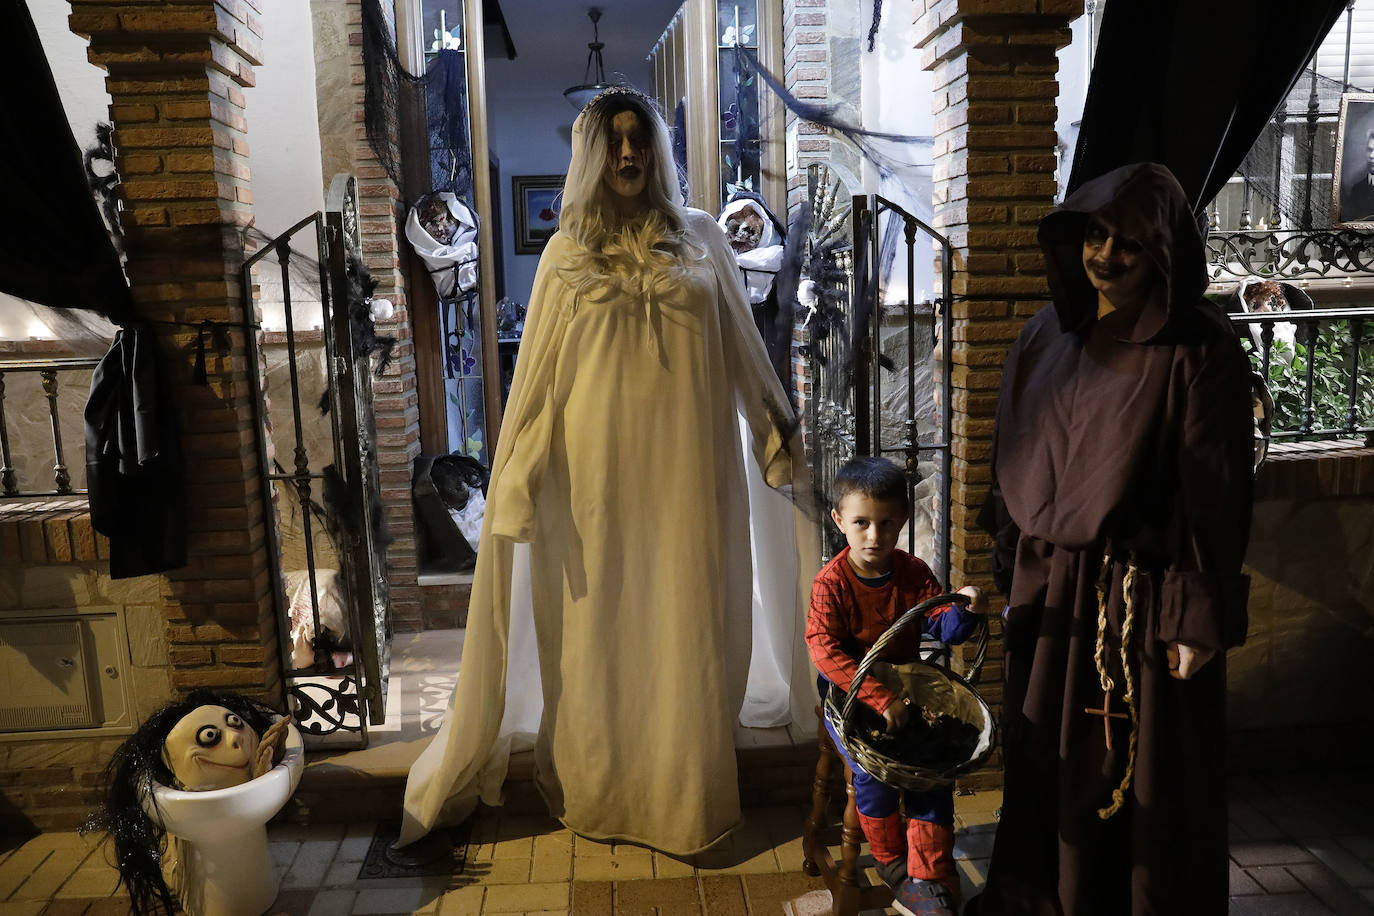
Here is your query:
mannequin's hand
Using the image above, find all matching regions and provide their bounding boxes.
[881,699,910,734]
[253,718,290,778]
[1165,642,1216,680]
[957,585,988,615]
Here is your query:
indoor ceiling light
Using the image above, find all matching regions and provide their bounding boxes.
[563,7,611,110]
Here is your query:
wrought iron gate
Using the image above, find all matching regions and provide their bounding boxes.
[242,173,391,747]
[804,165,956,585]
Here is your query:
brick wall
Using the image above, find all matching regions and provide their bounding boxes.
[343,0,425,634]
[783,0,834,220]
[68,0,281,693]
[914,0,1081,787]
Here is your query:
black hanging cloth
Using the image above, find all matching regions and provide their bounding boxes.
[1067,0,1350,214]
[4,0,185,578]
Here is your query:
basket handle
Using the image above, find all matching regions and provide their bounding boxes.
[839,592,978,727]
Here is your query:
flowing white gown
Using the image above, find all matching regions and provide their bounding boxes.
[399,208,815,855]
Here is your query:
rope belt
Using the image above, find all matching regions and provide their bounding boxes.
[1093,542,1139,820]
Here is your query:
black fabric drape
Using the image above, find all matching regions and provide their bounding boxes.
[2,0,133,322]
[1067,0,1349,214]
[84,329,187,578]
[5,0,186,578]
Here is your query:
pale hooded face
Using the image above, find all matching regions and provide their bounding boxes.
[602,110,652,201]
[162,705,261,791]
[1081,215,1154,311]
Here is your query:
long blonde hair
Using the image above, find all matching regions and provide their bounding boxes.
[557,89,702,302]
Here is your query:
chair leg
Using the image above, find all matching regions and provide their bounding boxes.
[802,705,833,876]
[831,765,865,916]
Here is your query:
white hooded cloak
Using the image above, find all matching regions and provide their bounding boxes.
[399,97,816,856]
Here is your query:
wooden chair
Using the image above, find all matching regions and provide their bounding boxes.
[800,703,895,916]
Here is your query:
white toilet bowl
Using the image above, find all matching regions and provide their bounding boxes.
[145,722,305,916]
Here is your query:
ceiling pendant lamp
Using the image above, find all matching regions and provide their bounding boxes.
[564,8,612,110]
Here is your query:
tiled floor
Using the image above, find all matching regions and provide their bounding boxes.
[5,773,1373,914]
[3,629,1371,914]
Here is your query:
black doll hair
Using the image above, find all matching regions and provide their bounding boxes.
[81,690,282,915]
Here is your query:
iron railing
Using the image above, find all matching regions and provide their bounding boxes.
[0,357,98,498]
[852,194,955,585]
[1232,306,1374,443]
[1207,229,1374,282]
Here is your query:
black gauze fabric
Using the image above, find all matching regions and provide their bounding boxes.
[1068,0,1349,214]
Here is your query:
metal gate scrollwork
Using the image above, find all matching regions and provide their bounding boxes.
[803,163,955,585]
[242,173,393,748]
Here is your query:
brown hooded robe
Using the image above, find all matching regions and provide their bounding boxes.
[978,164,1254,915]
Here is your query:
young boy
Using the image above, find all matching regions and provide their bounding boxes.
[806,457,986,916]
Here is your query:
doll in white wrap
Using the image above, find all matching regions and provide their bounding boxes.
[399,86,816,855]
[717,192,788,389]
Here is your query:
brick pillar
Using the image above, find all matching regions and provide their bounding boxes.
[783,0,832,219]
[69,1,282,698]
[345,0,424,633]
[915,0,1080,777]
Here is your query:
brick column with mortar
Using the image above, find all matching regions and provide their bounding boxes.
[345,0,424,633]
[915,0,1081,784]
[68,0,282,698]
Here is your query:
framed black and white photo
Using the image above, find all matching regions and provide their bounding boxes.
[512,175,564,254]
[1333,93,1374,227]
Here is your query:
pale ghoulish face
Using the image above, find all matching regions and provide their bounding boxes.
[162,705,261,791]
[725,209,765,253]
[1081,216,1153,310]
[603,110,651,201]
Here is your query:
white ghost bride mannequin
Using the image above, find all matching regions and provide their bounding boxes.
[398,87,817,855]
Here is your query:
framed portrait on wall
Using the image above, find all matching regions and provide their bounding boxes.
[512,175,564,254]
[1333,93,1374,227]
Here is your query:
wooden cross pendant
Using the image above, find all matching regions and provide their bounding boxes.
[1084,689,1129,751]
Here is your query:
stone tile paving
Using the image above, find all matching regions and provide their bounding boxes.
[2,772,1372,914]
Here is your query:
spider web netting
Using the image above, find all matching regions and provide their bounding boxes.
[361,0,472,199]
[1235,69,1349,228]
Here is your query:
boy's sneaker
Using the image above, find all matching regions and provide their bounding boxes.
[890,877,957,916]
[874,858,909,890]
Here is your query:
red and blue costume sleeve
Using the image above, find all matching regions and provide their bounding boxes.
[898,554,980,647]
[806,571,902,714]
[921,587,980,646]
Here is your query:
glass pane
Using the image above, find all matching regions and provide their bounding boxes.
[717,0,757,48]
[718,50,739,144]
[422,0,464,52]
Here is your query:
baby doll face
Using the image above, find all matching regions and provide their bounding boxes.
[831,491,909,578]
[161,705,261,791]
[418,196,458,245]
[725,209,765,253]
[602,110,652,201]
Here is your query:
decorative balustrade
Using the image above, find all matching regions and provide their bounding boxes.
[0,357,98,498]
[1207,229,1374,282]
[1231,307,1374,443]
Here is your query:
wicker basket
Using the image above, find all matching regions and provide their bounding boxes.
[823,593,997,792]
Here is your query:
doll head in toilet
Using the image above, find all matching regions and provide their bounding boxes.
[82,689,289,915]
[161,702,288,791]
